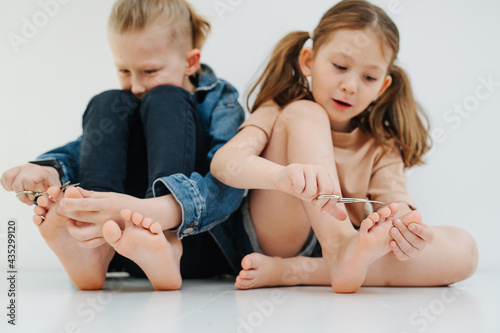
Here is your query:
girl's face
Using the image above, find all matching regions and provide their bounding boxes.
[300,29,393,132]
[108,23,200,100]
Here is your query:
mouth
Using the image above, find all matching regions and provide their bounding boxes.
[332,99,352,108]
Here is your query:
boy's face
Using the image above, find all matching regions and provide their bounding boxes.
[109,23,199,100]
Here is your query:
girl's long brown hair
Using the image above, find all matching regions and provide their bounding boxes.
[248,0,431,167]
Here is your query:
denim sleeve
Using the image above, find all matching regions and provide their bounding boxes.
[153,91,246,239]
[153,173,244,239]
[37,137,81,184]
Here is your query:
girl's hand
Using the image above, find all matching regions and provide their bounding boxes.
[389,211,434,261]
[273,163,347,221]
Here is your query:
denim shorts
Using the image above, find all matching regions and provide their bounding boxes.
[209,197,323,275]
[240,198,319,257]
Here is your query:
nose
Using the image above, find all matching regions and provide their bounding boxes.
[131,75,146,98]
[340,74,357,95]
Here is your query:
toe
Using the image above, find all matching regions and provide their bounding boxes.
[401,210,422,226]
[149,222,162,234]
[37,196,50,208]
[120,209,132,221]
[63,186,83,199]
[241,253,260,270]
[47,186,63,200]
[141,217,153,229]
[387,203,399,218]
[131,212,144,225]
[239,269,257,280]
[360,217,375,234]
[102,220,122,246]
[33,215,43,226]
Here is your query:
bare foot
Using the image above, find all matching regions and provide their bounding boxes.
[102,209,183,290]
[324,203,399,293]
[235,253,326,290]
[35,186,115,290]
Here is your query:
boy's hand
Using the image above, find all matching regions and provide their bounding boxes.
[273,163,347,221]
[390,211,434,261]
[1,163,61,205]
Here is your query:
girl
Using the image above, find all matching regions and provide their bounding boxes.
[211,0,478,293]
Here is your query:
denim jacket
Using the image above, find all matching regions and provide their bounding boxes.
[39,64,245,239]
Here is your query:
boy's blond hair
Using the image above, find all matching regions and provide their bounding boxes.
[108,0,210,50]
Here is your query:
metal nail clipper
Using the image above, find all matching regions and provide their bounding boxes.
[316,194,384,205]
[16,181,80,205]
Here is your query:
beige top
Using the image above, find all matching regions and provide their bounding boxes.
[240,107,416,226]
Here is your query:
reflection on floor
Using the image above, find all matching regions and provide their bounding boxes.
[1,269,499,333]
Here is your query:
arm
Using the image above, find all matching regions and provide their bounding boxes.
[211,101,345,220]
[1,137,81,205]
[37,136,81,184]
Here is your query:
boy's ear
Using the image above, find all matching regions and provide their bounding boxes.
[299,47,314,77]
[185,49,201,76]
[376,75,392,99]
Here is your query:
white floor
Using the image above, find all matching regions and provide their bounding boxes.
[2,269,499,333]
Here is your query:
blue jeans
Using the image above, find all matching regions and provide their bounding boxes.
[79,85,208,198]
[78,86,235,276]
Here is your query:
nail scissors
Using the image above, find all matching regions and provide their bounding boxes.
[316,194,384,205]
[16,181,80,205]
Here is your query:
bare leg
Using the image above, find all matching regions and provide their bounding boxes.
[35,187,115,290]
[235,225,478,289]
[248,103,403,292]
[236,203,397,290]
[102,209,182,290]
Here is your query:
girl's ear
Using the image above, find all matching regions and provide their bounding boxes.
[185,49,201,76]
[376,74,392,98]
[299,47,314,76]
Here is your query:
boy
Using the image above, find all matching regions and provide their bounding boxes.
[1,0,244,290]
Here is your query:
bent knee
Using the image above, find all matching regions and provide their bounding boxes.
[143,85,191,103]
[447,227,478,283]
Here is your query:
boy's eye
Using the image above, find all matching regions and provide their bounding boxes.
[119,69,129,74]
[145,69,157,74]
[333,64,347,70]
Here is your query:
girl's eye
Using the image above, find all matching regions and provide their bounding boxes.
[333,64,347,70]
[145,69,157,74]
[364,75,377,81]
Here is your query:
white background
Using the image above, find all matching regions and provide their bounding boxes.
[0,0,499,272]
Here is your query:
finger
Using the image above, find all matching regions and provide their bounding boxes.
[408,222,434,242]
[67,221,102,241]
[393,219,426,251]
[290,167,306,194]
[390,226,419,257]
[76,187,107,198]
[301,166,318,200]
[16,193,34,206]
[390,240,411,261]
[314,169,333,206]
[60,197,102,212]
[1,167,20,191]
